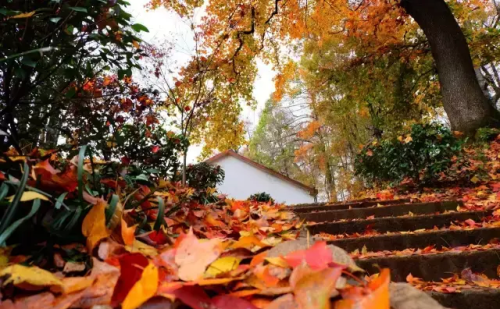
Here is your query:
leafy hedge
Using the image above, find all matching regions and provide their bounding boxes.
[249,192,275,204]
[185,162,225,191]
[355,124,464,185]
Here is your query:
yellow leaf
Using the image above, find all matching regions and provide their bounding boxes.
[231,235,267,250]
[175,229,222,281]
[51,276,95,294]
[261,237,282,247]
[6,156,26,162]
[10,11,35,19]
[7,191,49,202]
[132,40,140,49]
[0,247,12,269]
[125,239,158,257]
[122,263,158,309]
[361,245,368,255]
[158,179,171,188]
[239,231,252,237]
[265,257,289,268]
[197,277,243,286]
[206,187,217,195]
[471,175,480,184]
[0,264,62,288]
[121,218,137,246]
[291,264,341,309]
[205,257,241,278]
[82,201,110,252]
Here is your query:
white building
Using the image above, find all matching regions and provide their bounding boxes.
[206,150,317,205]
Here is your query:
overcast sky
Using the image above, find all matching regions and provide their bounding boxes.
[128,0,276,162]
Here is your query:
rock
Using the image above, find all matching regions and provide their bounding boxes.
[390,283,449,309]
[266,238,364,273]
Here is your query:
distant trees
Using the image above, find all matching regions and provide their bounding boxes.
[151,0,500,135]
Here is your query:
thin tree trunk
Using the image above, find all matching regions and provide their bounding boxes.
[182,150,187,186]
[475,67,491,100]
[401,0,500,135]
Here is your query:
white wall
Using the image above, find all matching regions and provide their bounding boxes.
[213,156,315,205]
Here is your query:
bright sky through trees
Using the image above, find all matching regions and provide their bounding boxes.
[129,0,276,162]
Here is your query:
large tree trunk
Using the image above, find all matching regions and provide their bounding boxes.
[401,0,500,135]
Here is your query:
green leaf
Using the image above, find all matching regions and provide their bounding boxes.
[65,87,76,98]
[68,7,88,13]
[0,184,10,202]
[4,181,53,200]
[64,206,82,232]
[14,67,26,79]
[153,197,165,231]
[65,24,75,35]
[0,9,18,16]
[21,58,37,68]
[134,174,149,182]
[0,162,29,234]
[51,211,72,231]
[0,199,41,246]
[131,23,149,33]
[49,17,62,23]
[117,68,132,79]
[77,145,88,204]
[55,192,68,210]
[106,194,119,226]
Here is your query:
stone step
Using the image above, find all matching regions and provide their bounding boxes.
[308,210,491,235]
[291,199,411,213]
[430,288,500,309]
[300,201,461,223]
[357,249,500,282]
[325,227,500,252]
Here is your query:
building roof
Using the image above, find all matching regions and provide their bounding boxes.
[205,150,318,196]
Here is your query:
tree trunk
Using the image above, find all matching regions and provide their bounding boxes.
[401,0,500,135]
[475,67,491,101]
[182,150,187,186]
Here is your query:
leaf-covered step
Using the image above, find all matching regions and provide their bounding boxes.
[299,201,461,222]
[291,198,410,213]
[357,248,500,282]
[430,288,500,309]
[324,227,500,252]
[307,210,491,235]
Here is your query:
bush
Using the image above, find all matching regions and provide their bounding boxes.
[354,124,464,186]
[475,127,500,143]
[249,192,275,204]
[185,162,225,191]
[112,124,189,179]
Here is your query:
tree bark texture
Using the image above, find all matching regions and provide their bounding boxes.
[401,0,500,135]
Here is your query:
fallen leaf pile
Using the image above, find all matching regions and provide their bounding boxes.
[0,232,390,309]
[0,149,390,309]
[316,213,500,241]
[406,269,500,293]
[350,240,500,260]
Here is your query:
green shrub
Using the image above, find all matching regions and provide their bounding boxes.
[475,127,500,143]
[185,162,225,191]
[249,192,275,204]
[112,124,189,179]
[354,124,464,186]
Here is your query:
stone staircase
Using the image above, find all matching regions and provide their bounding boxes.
[292,199,500,309]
